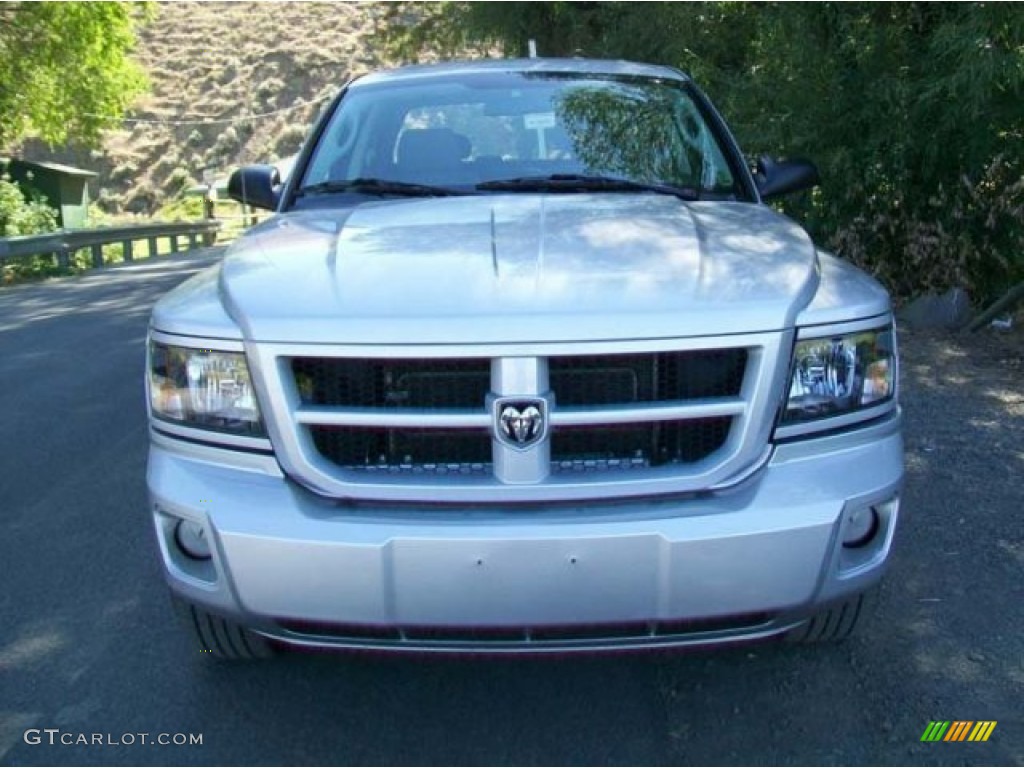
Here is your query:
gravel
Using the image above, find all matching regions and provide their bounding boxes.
[655,325,1024,765]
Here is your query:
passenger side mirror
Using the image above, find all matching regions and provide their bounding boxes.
[754,156,820,200]
[227,165,281,211]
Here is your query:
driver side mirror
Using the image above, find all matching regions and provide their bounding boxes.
[227,165,282,211]
[754,156,820,200]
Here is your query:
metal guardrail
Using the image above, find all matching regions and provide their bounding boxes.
[0,220,221,270]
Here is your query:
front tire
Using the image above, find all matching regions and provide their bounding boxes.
[786,592,870,644]
[173,597,276,660]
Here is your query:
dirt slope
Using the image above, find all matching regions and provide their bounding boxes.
[25,1,397,214]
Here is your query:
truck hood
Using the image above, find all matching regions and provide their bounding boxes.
[219,194,819,345]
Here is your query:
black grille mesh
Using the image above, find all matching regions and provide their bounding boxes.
[293,350,745,473]
[549,349,747,406]
[291,358,490,409]
[551,417,732,467]
[311,426,491,468]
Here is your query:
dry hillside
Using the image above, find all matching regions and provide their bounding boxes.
[24,1,403,215]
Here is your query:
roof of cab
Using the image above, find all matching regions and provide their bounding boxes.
[351,58,689,88]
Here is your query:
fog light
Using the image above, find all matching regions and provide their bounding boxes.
[842,506,879,548]
[174,519,212,560]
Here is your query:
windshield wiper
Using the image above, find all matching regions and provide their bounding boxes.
[295,177,467,198]
[477,174,700,201]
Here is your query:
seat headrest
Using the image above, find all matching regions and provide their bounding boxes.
[396,128,471,168]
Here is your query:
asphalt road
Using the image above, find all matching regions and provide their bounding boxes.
[1,253,1021,766]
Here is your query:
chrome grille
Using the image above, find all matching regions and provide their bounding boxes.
[258,334,786,502]
[294,351,744,474]
[294,352,745,473]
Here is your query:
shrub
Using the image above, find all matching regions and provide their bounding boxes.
[256,76,285,99]
[124,181,159,215]
[110,161,139,182]
[274,123,307,156]
[220,125,239,146]
[157,195,205,221]
[166,166,193,193]
[0,168,59,236]
[823,156,1024,300]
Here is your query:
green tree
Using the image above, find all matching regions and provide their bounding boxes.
[0,168,58,236]
[0,2,150,150]
[382,2,1024,300]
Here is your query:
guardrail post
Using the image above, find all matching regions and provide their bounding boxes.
[203,197,217,246]
[1,220,222,276]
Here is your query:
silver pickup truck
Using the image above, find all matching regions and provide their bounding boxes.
[146,58,903,658]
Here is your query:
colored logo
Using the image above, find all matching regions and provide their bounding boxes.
[920,721,997,742]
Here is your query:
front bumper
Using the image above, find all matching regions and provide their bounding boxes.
[148,414,903,652]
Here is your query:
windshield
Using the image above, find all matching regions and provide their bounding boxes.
[299,71,743,199]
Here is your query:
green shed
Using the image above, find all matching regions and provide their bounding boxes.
[2,158,96,229]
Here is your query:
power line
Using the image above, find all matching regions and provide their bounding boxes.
[85,95,332,127]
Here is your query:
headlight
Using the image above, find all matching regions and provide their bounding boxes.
[148,341,265,436]
[779,326,895,429]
